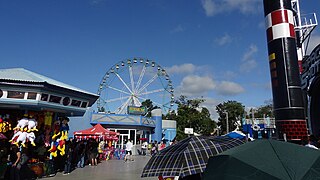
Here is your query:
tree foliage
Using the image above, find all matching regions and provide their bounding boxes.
[256,99,274,118]
[173,96,217,140]
[141,99,159,117]
[246,99,274,119]
[216,101,245,134]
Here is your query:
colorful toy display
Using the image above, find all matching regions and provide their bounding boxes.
[9,115,38,147]
[0,118,11,133]
[48,117,69,157]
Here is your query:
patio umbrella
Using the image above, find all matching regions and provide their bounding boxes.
[141,136,245,178]
[203,139,320,180]
[0,133,7,140]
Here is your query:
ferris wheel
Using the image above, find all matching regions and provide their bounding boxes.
[97,58,174,115]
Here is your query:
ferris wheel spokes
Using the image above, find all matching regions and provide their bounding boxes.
[135,65,146,92]
[136,96,163,108]
[98,58,174,114]
[137,88,165,96]
[116,97,132,114]
[137,73,159,94]
[107,86,131,96]
[129,66,135,92]
[115,72,133,94]
[132,96,142,107]
[104,95,131,103]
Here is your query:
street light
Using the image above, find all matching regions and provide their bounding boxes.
[224,111,229,134]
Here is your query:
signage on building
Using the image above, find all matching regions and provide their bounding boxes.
[184,128,194,135]
[301,43,320,90]
[127,106,147,115]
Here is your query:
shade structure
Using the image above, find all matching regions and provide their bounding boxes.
[73,123,119,140]
[203,139,320,180]
[141,136,245,178]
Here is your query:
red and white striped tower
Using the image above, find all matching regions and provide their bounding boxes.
[263,0,308,141]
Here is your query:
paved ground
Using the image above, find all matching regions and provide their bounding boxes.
[51,155,158,180]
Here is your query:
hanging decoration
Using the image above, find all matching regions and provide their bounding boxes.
[9,115,38,147]
[48,117,69,157]
[0,118,11,133]
[44,111,53,147]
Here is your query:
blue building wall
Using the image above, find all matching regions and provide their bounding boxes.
[151,109,162,142]
[163,128,176,143]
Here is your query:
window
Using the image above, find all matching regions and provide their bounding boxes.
[41,94,49,101]
[117,130,129,135]
[81,101,88,108]
[7,91,25,99]
[71,99,81,107]
[49,95,62,104]
[27,92,37,100]
[62,97,70,106]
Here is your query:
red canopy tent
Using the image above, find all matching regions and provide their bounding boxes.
[73,124,119,141]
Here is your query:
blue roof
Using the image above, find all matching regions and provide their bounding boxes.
[0,68,98,96]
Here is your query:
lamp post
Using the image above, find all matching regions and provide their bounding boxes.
[224,111,229,134]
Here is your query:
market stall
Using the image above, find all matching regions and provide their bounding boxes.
[74,124,119,160]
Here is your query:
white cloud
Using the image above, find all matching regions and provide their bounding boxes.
[166,63,207,75]
[307,34,320,54]
[251,82,272,90]
[201,0,261,17]
[223,0,259,14]
[176,75,216,96]
[215,81,245,96]
[222,71,237,80]
[201,0,219,16]
[239,44,258,73]
[215,33,232,46]
[170,24,185,33]
[201,97,221,120]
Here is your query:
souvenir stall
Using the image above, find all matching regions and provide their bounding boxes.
[0,68,99,178]
[7,114,70,178]
[73,124,119,160]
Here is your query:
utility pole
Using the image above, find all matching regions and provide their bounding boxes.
[224,111,229,134]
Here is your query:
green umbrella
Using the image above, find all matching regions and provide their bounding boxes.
[203,139,320,180]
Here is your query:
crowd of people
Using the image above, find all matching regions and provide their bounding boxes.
[0,137,106,180]
[137,138,177,157]
[1,134,178,179]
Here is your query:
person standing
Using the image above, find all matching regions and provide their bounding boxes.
[89,139,98,166]
[8,145,21,180]
[124,139,133,162]
[158,140,166,151]
[76,141,85,168]
[63,141,73,175]
[141,141,148,156]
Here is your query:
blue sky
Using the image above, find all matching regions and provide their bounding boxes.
[1,0,319,119]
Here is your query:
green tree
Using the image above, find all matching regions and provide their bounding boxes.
[163,110,177,120]
[141,99,159,117]
[256,99,274,118]
[216,101,245,134]
[174,96,216,140]
[247,100,274,119]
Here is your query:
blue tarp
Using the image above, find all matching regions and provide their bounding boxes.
[226,132,246,139]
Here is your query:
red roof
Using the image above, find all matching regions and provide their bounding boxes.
[73,123,119,136]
